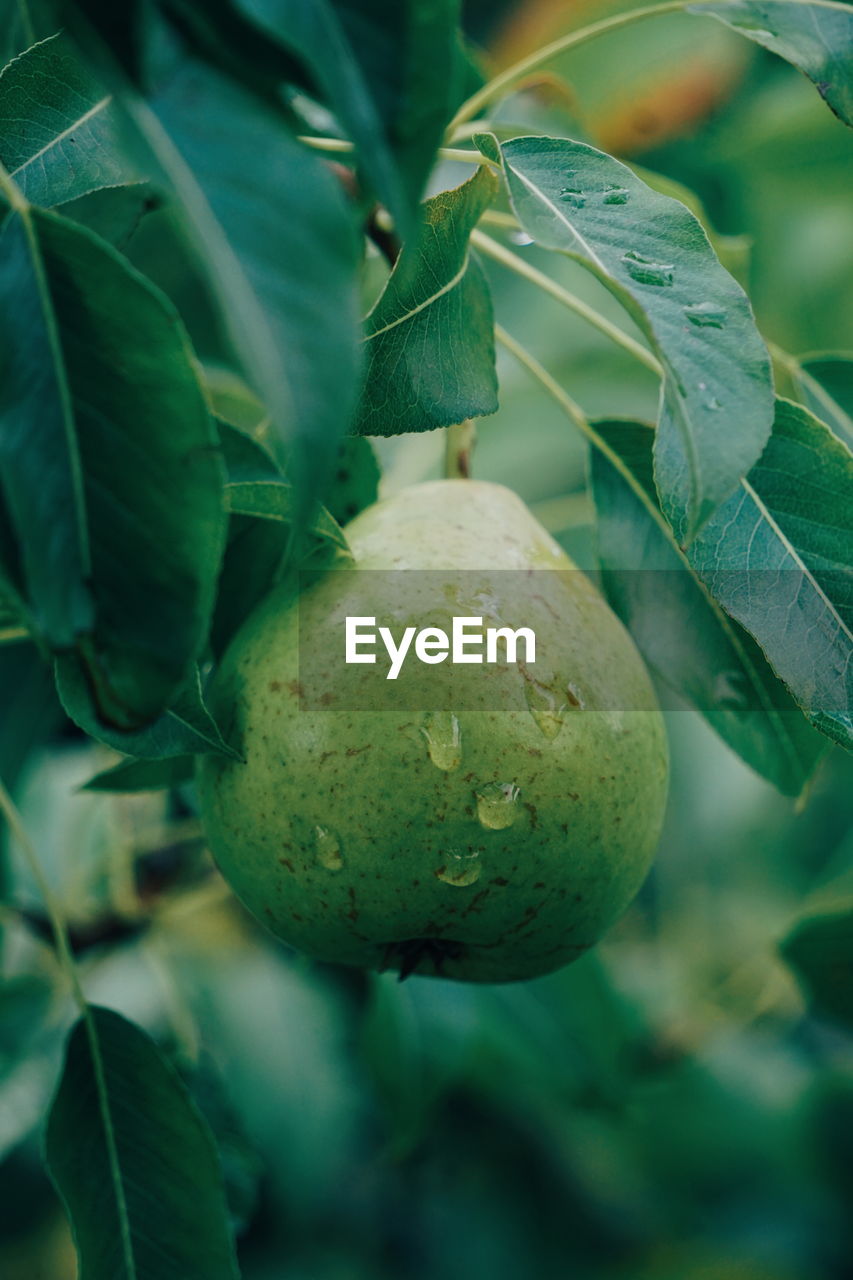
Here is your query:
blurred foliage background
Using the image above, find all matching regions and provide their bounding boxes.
[1,1,852,1276]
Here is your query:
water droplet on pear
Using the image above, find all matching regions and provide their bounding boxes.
[421,711,462,771]
[436,851,482,887]
[315,826,344,872]
[475,782,521,830]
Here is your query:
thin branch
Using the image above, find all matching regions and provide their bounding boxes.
[0,775,86,1012]
[474,229,662,376]
[446,0,851,133]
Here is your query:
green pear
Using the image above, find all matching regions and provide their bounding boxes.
[198,480,668,982]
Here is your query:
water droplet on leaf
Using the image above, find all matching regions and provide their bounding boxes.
[684,302,727,328]
[475,782,521,830]
[602,186,630,205]
[622,251,674,287]
[422,711,462,771]
[559,187,585,208]
[510,229,534,246]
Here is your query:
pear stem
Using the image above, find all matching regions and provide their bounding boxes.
[445,420,476,479]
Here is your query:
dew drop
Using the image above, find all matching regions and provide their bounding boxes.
[475,782,521,830]
[565,682,585,709]
[510,229,534,247]
[421,711,462,771]
[703,395,723,412]
[315,826,344,872]
[559,187,586,208]
[602,185,630,205]
[622,251,674,287]
[436,850,482,887]
[684,301,727,329]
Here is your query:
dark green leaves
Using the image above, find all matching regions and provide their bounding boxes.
[479,133,774,543]
[691,0,853,127]
[45,1006,240,1280]
[591,419,828,794]
[687,400,853,751]
[781,902,853,1027]
[233,0,412,237]
[355,165,499,436]
[57,663,240,760]
[0,34,136,206]
[0,203,227,728]
[144,59,363,513]
[301,0,466,213]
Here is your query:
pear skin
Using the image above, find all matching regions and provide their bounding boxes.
[199,481,668,982]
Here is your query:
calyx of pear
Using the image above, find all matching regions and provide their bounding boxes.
[199,480,668,983]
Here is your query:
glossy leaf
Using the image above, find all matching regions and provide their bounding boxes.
[45,1006,240,1280]
[0,34,136,206]
[0,203,227,727]
[687,399,853,750]
[794,352,853,446]
[145,58,363,520]
[82,754,195,792]
[479,132,774,542]
[691,0,853,127]
[355,165,500,437]
[781,902,853,1027]
[57,663,242,761]
[591,419,828,794]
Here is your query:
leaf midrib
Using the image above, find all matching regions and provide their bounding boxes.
[10,94,111,183]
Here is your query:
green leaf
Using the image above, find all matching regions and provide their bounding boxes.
[45,1006,240,1280]
[793,352,853,446]
[58,182,161,252]
[687,399,853,750]
[217,418,282,484]
[212,481,351,655]
[226,479,352,559]
[141,58,363,519]
[0,202,227,727]
[57,663,242,761]
[324,437,380,525]
[82,754,195,792]
[591,419,829,795]
[355,165,500,437]
[690,0,853,127]
[233,0,413,238]
[781,902,853,1028]
[0,34,137,207]
[318,0,468,213]
[211,514,291,658]
[478,132,774,542]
